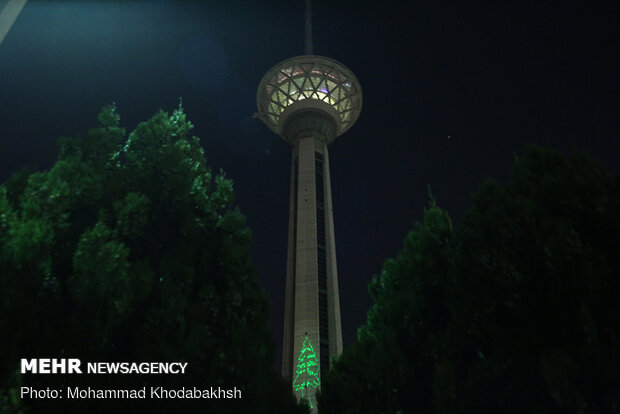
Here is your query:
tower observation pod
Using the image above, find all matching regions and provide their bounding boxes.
[255,2,362,410]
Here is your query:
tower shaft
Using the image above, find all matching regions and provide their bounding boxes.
[282,134,343,407]
[256,40,361,414]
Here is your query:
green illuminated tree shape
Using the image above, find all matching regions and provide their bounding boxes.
[293,336,321,408]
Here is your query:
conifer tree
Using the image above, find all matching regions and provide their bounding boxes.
[319,146,620,413]
[0,103,308,414]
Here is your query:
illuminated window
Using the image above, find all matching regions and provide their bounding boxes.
[259,57,362,135]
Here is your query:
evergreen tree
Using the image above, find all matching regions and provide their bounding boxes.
[0,103,308,414]
[318,146,619,414]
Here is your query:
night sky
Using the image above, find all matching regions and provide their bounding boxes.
[1,0,618,372]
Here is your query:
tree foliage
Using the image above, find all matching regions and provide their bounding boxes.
[0,103,307,413]
[318,146,619,414]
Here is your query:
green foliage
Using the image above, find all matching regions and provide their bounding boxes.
[97,102,120,128]
[0,104,305,413]
[319,146,620,414]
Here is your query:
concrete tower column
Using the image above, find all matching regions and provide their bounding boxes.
[256,54,362,412]
[281,127,343,409]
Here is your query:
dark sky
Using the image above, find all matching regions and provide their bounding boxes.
[1,0,618,372]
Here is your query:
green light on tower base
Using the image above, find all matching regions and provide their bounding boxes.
[292,336,320,408]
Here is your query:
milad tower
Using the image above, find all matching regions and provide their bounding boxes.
[255,0,362,410]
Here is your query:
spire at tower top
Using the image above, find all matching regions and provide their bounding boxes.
[305,0,313,55]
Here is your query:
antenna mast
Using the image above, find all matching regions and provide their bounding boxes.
[305,0,313,54]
